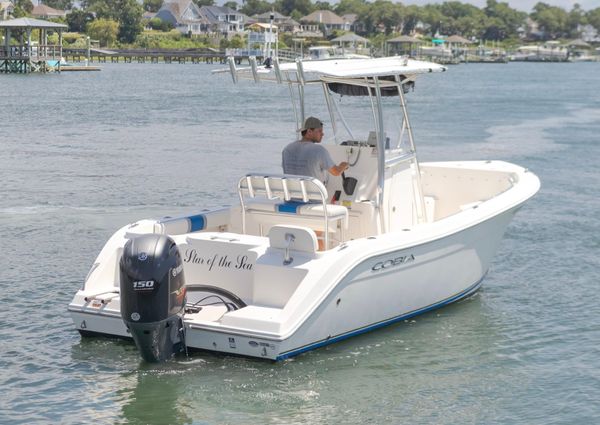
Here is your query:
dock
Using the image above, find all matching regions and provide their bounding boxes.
[0,17,67,74]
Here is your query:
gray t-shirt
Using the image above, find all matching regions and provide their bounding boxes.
[282,140,336,185]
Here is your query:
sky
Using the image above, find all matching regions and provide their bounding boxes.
[402,0,598,13]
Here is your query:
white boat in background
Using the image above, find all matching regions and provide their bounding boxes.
[68,56,540,362]
[510,42,569,62]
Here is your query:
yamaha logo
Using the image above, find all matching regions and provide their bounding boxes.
[171,264,183,277]
[138,252,148,261]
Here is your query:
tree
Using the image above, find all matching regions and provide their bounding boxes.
[67,9,95,33]
[587,7,600,32]
[43,0,73,10]
[240,0,272,16]
[223,1,238,10]
[531,2,569,39]
[567,4,587,37]
[143,0,163,13]
[483,0,526,40]
[314,1,331,11]
[84,0,143,43]
[12,0,33,17]
[87,19,119,47]
[335,0,368,17]
[192,0,215,7]
[274,0,313,17]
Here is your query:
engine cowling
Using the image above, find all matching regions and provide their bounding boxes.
[119,234,186,362]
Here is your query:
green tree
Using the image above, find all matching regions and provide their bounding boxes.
[314,1,331,11]
[275,0,313,17]
[87,18,119,47]
[192,0,215,7]
[334,0,368,16]
[85,0,143,43]
[567,4,587,37]
[143,0,163,13]
[587,7,600,32]
[43,0,73,10]
[67,9,95,33]
[483,0,526,40]
[240,0,272,16]
[531,2,569,39]
[223,1,238,10]
[358,0,402,35]
[12,0,33,17]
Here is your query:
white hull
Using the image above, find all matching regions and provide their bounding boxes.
[69,160,539,360]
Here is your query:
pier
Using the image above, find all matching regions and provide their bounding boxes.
[62,48,250,65]
[0,18,66,73]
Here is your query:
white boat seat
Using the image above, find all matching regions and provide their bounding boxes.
[268,225,318,254]
[238,174,348,248]
[246,199,348,228]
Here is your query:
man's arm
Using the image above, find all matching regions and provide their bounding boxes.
[329,162,349,176]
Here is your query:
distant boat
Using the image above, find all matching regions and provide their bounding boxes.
[510,42,569,62]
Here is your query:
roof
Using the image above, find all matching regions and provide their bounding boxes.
[446,35,472,44]
[568,39,591,48]
[331,32,369,44]
[31,4,66,17]
[341,14,357,23]
[0,17,67,29]
[387,35,423,43]
[248,22,278,30]
[301,10,345,25]
[254,11,287,21]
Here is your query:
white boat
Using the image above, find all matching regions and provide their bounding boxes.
[68,56,540,362]
[510,43,569,62]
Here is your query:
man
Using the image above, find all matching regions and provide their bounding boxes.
[282,116,349,185]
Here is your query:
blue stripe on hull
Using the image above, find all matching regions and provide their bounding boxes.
[276,277,485,361]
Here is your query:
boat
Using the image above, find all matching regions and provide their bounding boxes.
[68,56,540,362]
[510,42,569,62]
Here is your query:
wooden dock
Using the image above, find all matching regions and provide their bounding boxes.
[62,48,255,65]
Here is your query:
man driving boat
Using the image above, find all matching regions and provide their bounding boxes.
[282,116,349,185]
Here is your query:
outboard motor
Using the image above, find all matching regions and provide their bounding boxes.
[120,234,186,362]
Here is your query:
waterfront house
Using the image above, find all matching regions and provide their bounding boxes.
[300,10,351,36]
[155,0,209,35]
[0,1,14,20]
[200,6,247,36]
[252,11,300,34]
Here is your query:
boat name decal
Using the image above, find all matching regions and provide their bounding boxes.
[371,254,415,272]
[183,249,253,271]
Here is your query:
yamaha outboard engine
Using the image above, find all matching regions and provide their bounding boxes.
[120,234,186,362]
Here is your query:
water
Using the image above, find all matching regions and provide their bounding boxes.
[1,61,599,424]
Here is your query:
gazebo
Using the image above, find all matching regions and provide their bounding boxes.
[330,32,370,55]
[0,17,67,73]
[385,35,423,57]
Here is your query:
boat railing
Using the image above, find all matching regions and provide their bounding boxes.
[238,173,348,249]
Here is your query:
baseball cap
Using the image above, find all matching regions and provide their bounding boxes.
[301,116,323,131]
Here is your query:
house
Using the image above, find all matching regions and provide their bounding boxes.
[0,1,14,20]
[253,11,300,34]
[300,10,351,35]
[341,13,365,34]
[31,4,67,19]
[155,0,209,35]
[200,5,247,35]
